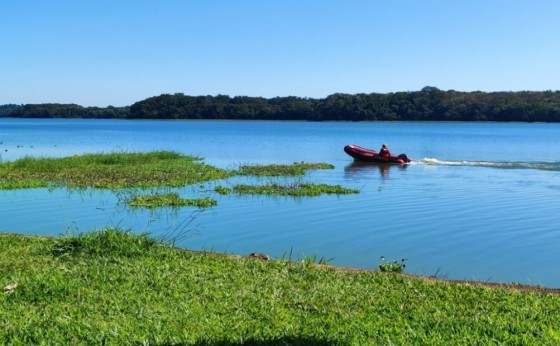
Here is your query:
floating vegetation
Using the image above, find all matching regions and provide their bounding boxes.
[0,151,359,204]
[126,192,217,209]
[237,162,334,176]
[232,183,359,197]
[0,151,231,190]
[214,185,231,195]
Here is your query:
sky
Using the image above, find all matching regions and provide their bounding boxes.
[2,0,560,107]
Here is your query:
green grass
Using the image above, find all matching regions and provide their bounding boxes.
[2,230,560,345]
[0,151,231,189]
[126,192,217,209]
[50,227,159,258]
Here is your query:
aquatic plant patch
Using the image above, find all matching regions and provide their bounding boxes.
[237,162,334,176]
[126,192,217,209]
[232,182,360,197]
[213,185,231,195]
[0,151,231,189]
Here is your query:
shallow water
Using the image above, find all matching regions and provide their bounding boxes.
[1,119,559,287]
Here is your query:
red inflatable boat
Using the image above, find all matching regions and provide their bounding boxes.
[344,144,411,165]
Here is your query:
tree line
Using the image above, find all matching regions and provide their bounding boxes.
[0,103,129,119]
[3,87,560,122]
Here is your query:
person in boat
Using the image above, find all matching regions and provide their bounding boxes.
[379,144,391,158]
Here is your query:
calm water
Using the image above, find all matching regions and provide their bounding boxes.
[1,118,560,287]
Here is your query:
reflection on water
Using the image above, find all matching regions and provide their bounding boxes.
[344,162,408,179]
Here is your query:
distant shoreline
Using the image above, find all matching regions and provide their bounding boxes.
[2,86,560,122]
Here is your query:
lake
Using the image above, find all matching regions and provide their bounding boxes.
[1,118,560,287]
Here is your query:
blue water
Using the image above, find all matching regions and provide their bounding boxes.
[1,118,560,287]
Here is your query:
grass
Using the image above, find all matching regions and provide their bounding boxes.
[1,229,560,345]
[50,227,159,258]
[0,151,231,190]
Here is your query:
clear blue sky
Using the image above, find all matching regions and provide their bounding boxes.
[2,0,560,107]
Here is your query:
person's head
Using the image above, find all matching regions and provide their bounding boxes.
[382,144,387,148]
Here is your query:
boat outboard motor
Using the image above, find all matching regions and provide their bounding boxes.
[398,154,411,163]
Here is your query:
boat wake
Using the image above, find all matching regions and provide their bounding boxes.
[415,158,560,171]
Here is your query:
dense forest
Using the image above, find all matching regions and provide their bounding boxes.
[0,103,129,119]
[3,87,560,122]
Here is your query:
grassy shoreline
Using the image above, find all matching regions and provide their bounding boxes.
[2,230,560,345]
[3,152,560,343]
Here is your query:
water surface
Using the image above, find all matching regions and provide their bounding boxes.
[1,119,559,287]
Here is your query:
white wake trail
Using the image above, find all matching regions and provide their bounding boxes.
[414,158,560,171]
